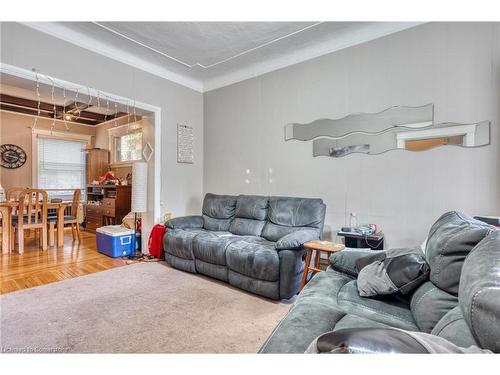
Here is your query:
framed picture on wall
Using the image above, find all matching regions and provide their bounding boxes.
[177,124,194,164]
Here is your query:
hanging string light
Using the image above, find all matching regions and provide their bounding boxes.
[133,100,137,124]
[50,79,57,134]
[114,102,118,127]
[96,90,101,111]
[104,98,110,122]
[62,86,69,131]
[73,88,81,120]
[126,100,130,133]
[28,69,146,133]
[86,86,93,115]
[31,72,41,133]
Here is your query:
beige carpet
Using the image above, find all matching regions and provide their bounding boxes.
[0,262,291,353]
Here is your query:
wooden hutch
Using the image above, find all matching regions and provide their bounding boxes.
[84,148,132,233]
[85,185,131,232]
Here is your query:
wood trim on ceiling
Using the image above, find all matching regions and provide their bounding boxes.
[0,93,129,125]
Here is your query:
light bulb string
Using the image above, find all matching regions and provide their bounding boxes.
[28,69,138,128]
[33,70,137,112]
[31,72,41,133]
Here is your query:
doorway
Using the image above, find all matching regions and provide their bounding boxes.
[0,63,161,253]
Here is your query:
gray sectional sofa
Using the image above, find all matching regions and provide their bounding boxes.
[260,211,500,353]
[163,193,326,300]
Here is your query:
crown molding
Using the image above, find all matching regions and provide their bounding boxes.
[21,22,423,93]
[203,22,424,92]
[21,22,204,92]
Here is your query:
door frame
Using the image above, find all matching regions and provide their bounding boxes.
[0,62,162,252]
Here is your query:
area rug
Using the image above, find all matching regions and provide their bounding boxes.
[0,262,291,353]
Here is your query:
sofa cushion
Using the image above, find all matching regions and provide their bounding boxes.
[202,215,233,232]
[356,247,430,297]
[458,231,500,352]
[259,271,351,353]
[202,193,237,231]
[164,228,205,260]
[259,302,345,353]
[226,237,279,281]
[229,218,265,236]
[234,195,269,220]
[192,231,241,266]
[425,211,493,295]
[337,280,418,330]
[431,306,478,348]
[261,196,325,241]
[298,269,353,306]
[229,195,269,236]
[333,314,392,332]
[409,281,458,333]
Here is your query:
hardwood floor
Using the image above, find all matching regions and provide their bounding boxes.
[1,229,131,294]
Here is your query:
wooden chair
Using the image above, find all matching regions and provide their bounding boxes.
[6,187,26,230]
[48,189,81,247]
[6,187,26,201]
[11,189,48,254]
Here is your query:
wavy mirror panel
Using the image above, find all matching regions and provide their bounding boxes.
[312,121,490,157]
[285,104,434,141]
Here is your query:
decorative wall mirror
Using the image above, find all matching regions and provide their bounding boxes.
[284,104,491,157]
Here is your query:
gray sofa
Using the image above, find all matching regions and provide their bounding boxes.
[163,193,326,300]
[260,211,500,353]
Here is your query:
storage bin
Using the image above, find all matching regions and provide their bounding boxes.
[96,225,135,258]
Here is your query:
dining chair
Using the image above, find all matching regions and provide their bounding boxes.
[6,187,27,227]
[11,189,48,254]
[7,187,28,249]
[6,187,26,204]
[48,189,81,247]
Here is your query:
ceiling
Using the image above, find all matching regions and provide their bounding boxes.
[23,22,422,92]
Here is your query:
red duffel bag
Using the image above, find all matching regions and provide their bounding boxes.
[148,224,166,258]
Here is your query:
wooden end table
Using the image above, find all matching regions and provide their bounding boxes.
[300,240,345,290]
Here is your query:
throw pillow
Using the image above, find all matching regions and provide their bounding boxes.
[356,247,430,297]
[329,249,384,277]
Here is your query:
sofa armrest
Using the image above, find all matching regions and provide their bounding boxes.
[329,249,385,277]
[165,215,204,230]
[275,229,320,250]
[305,328,490,354]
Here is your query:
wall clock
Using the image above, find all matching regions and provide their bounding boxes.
[0,144,27,169]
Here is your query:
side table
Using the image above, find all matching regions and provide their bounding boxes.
[300,240,345,290]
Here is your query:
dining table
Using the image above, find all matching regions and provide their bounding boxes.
[0,200,69,253]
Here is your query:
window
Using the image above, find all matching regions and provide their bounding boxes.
[113,131,143,163]
[38,137,86,200]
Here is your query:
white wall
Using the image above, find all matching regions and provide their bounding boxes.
[204,23,500,248]
[0,22,204,221]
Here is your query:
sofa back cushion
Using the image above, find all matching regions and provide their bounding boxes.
[261,196,326,242]
[431,306,478,349]
[229,195,269,236]
[425,211,493,295]
[409,281,458,333]
[459,231,500,352]
[202,193,237,231]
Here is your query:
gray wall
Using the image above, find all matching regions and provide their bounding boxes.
[0,22,204,220]
[204,23,500,247]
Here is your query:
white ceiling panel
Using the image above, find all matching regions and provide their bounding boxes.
[22,22,423,92]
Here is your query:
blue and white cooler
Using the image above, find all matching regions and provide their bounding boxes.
[96,225,135,258]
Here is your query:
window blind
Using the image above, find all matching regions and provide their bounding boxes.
[38,137,86,200]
